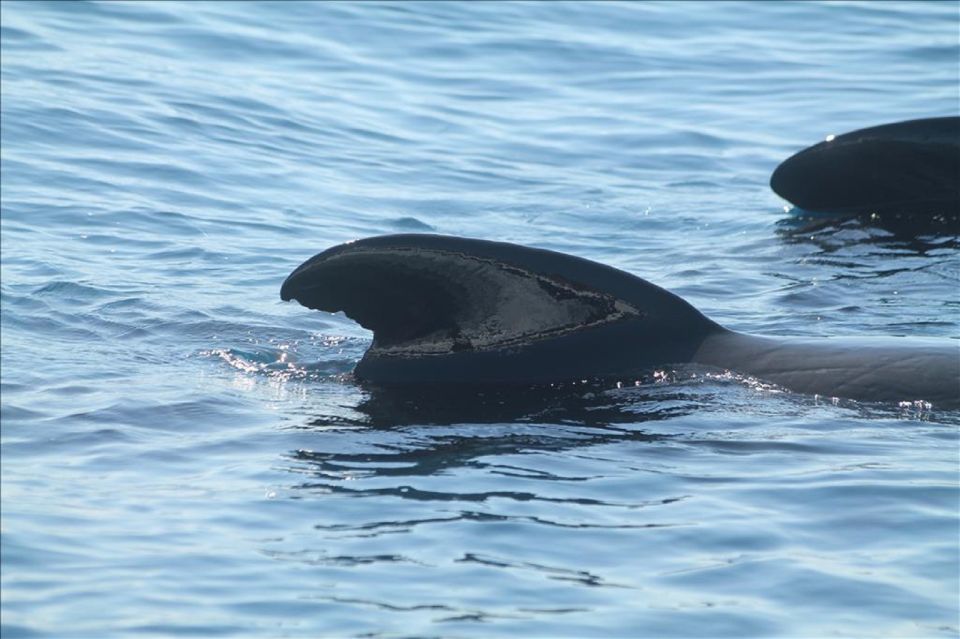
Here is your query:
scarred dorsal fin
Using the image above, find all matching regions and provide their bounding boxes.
[281,234,721,384]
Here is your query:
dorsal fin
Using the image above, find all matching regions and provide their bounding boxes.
[770,116,960,217]
[281,235,722,384]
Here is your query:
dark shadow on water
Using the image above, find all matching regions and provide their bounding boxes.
[776,208,959,254]
[288,371,960,483]
[352,380,697,428]
[290,377,707,481]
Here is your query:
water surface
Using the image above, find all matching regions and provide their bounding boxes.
[2,2,958,637]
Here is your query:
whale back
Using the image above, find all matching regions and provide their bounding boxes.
[770,116,960,219]
[281,234,722,384]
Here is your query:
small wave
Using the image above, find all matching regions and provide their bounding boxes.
[31,281,126,302]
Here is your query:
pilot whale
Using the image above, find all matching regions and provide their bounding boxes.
[771,116,959,221]
[281,234,960,407]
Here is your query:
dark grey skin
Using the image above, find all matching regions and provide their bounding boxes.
[281,235,960,408]
[770,116,959,219]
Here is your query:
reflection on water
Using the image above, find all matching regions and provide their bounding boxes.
[777,208,959,253]
[294,383,678,486]
[324,378,699,428]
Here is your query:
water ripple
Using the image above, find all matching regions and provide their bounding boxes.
[2,1,958,637]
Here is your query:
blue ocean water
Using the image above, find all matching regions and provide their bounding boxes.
[1,1,958,637]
